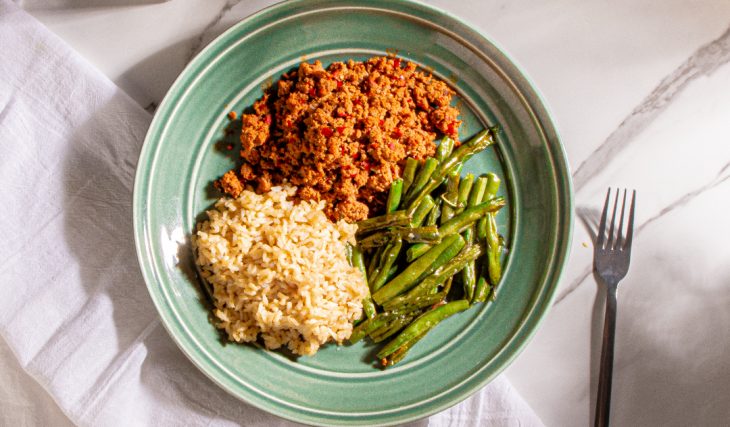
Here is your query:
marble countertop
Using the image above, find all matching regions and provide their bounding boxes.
[6,0,730,425]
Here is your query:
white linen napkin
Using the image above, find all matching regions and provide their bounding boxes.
[0,1,543,425]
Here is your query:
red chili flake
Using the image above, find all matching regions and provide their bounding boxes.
[264,114,272,125]
[393,58,401,68]
[336,126,345,134]
[353,151,360,159]
[336,80,343,89]
[388,142,394,150]
[378,119,384,127]
[227,111,237,120]
[447,122,457,135]
[309,88,316,97]
[393,128,402,138]
[226,144,233,150]
[320,127,333,138]
[353,99,362,106]
[430,301,446,310]
[336,110,348,118]
[363,161,371,172]
[285,119,292,128]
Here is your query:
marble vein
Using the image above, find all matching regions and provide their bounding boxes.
[571,24,730,191]
[554,160,730,305]
[186,0,244,64]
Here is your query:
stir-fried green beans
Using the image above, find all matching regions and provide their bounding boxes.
[462,176,488,302]
[356,210,410,235]
[401,158,419,195]
[405,158,438,204]
[369,239,403,292]
[406,128,497,216]
[409,195,435,227]
[372,234,464,304]
[386,179,403,214]
[455,173,474,215]
[350,127,507,368]
[425,197,441,226]
[377,300,470,359]
[436,137,455,162]
[348,245,376,319]
[405,197,505,261]
[358,225,440,249]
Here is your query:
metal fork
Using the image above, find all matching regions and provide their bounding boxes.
[594,188,636,427]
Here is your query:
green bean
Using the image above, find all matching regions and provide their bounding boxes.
[403,244,483,300]
[484,172,501,199]
[461,229,476,301]
[406,128,497,216]
[367,246,388,291]
[406,242,430,262]
[469,176,489,209]
[485,213,503,287]
[350,245,367,278]
[350,312,397,343]
[359,226,439,249]
[440,171,460,225]
[455,173,474,215]
[382,289,447,312]
[399,225,440,244]
[356,210,410,235]
[462,176,488,301]
[406,198,504,261]
[385,264,399,282]
[409,195,435,227]
[386,179,403,213]
[377,300,470,359]
[436,136,455,162]
[362,295,376,319]
[359,233,392,250]
[348,245,376,319]
[476,173,502,290]
[425,197,441,226]
[401,158,418,195]
[372,234,464,304]
[370,314,415,343]
[439,197,505,237]
[477,173,501,240]
[473,276,492,303]
[367,245,384,278]
[405,158,438,203]
[384,330,428,366]
[370,239,403,292]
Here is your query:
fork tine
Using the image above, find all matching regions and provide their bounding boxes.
[624,190,637,250]
[596,188,611,247]
[606,190,620,249]
[615,189,627,248]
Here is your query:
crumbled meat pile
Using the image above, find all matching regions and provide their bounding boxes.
[216,56,462,222]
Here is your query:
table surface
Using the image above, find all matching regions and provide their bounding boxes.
[7,0,730,425]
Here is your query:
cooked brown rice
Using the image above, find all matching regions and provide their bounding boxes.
[192,185,368,356]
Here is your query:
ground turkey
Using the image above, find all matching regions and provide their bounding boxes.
[215,56,462,222]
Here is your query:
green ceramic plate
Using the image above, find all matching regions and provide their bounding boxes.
[133,0,572,425]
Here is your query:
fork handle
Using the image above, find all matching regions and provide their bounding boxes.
[595,285,617,427]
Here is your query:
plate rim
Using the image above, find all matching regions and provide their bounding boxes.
[133,0,574,425]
